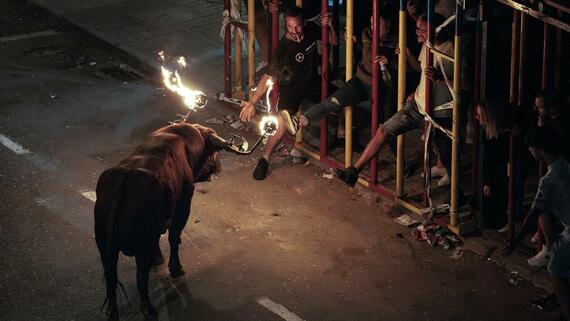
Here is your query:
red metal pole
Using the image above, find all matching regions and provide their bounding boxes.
[472,0,483,191]
[271,0,279,54]
[536,22,549,251]
[423,0,434,207]
[224,0,232,97]
[507,9,520,241]
[370,0,380,185]
[541,23,549,91]
[320,0,329,158]
[270,0,279,113]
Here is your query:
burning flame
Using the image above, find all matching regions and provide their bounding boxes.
[259,78,278,136]
[158,51,207,110]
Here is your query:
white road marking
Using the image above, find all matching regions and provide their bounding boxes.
[0,30,59,43]
[80,190,97,202]
[0,134,31,154]
[256,297,306,321]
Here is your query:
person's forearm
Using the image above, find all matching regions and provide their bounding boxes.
[328,26,338,46]
[250,75,270,103]
[513,208,540,241]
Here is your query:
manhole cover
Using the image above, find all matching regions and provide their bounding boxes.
[17,45,79,69]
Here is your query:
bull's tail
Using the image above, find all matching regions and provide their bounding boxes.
[95,167,127,259]
[95,167,162,257]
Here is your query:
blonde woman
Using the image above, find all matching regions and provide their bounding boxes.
[473,100,513,229]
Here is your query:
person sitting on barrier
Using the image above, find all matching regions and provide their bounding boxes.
[471,100,513,229]
[239,5,338,180]
[500,126,570,321]
[280,7,406,167]
[285,13,455,187]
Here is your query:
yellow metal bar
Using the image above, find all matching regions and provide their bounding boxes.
[394,198,423,215]
[396,9,407,197]
[297,144,320,160]
[235,1,243,92]
[294,0,303,145]
[450,36,462,228]
[344,0,354,167]
[248,0,255,88]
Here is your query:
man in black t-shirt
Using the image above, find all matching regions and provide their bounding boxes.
[239,6,337,180]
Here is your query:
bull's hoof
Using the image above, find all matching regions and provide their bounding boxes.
[152,255,165,267]
[140,301,158,319]
[169,265,186,278]
[105,306,119,321]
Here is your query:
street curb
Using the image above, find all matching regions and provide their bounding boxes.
[25,0,158,78]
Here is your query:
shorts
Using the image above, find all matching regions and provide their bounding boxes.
[279,85,321,113]
[548,233,570,278]
[381,100,425,136]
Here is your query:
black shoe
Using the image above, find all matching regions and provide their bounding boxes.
[333,166,359,187]
[253,158,269,180]
[280,110,299,135]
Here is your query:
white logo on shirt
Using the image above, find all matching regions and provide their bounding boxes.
[295,53,304,62]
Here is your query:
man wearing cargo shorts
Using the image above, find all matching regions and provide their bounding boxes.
[287,14,454,187]
[501,126,570,320]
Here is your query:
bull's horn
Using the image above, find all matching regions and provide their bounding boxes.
[209,134,230,150]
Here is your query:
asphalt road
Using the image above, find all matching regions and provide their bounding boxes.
[0,1,561,321]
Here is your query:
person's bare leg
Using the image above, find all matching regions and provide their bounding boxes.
[262,114,287,160]
[353,127,391,170]
[538,213,556,249]
[551,276,570,319]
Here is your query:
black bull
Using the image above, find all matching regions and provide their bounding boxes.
[94,123,227,319]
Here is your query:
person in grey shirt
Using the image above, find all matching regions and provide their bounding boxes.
[501,126,570,320]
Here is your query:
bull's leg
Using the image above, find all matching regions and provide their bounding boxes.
[168,189,192,278]
[102,249,120,321]
[135,251,158,318]
[153,243,165,267]
[167,220,187,278]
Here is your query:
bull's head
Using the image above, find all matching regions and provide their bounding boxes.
[191,124,264,182]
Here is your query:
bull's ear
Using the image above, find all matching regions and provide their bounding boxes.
[208,134,229,151]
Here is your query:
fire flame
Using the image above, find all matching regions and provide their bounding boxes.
[259,78,278,136]
[158,51,206,110]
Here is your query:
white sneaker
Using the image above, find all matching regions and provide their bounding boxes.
[527,245,552,268]
[437,174,451,186]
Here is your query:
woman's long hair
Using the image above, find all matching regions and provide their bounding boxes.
[477,100,513,139]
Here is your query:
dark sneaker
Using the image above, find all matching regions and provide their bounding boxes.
[333,166,359,187]
[280,110,299,135]
[253,158,269,180]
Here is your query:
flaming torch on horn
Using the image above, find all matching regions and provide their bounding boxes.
[258,78,278,137]
[158,51,207,123]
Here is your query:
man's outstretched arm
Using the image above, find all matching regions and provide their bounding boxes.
[240,74,272,122]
